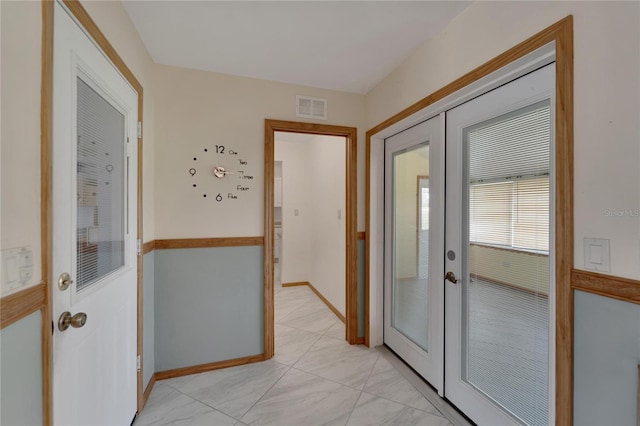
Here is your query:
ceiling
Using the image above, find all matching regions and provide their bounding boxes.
[123,1,471,94]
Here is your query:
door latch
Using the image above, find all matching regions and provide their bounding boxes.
[445,271,460,284]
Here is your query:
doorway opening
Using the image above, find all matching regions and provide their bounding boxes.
[264,120,358,359]
[274,132,347,355]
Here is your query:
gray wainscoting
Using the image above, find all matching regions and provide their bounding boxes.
[0,310,43,425]
[357,239,365,338]
[574,290,640,425]
[154,246,264,372]
[143,250,155,387]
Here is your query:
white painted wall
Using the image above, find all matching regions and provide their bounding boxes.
[275,134,313,284]
[275,133,346,314]
[366,0,640,281]
[308,135,346,315]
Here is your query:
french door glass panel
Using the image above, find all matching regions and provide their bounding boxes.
[384,115,444,392]
[392,143,430,350]
[76,77,126,291]
[445,63,554,426]
[463,101,551,425]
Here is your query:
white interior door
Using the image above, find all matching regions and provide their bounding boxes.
[444,64,554,425]
[52,2,138,424]
[384,115,445,392]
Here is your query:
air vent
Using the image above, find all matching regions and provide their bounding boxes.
[296,95,327,120]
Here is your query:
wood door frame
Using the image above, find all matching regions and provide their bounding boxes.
[264,119,358,357]
[365,16,573,425]
[41,1,145,423]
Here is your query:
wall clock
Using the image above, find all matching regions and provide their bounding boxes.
[188,145,254,202]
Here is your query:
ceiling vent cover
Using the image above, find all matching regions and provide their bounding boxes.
[296,95,327,120]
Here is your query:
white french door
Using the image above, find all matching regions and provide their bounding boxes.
[444,64,554,425]
[52,2,139,424]
[383,115,445,393]
[383,64,555,425]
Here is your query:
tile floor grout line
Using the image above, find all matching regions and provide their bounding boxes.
[348,348,404,422]
[159,362,293,423]
[288,330,324,369]
[361,352,381,391]
[288,364,372,393]
[277,322,343,342]
[235,363,295,423]
[359,389,449,419]
[360,356,448,418]
[343,390,365,426]
[258,290,325,416]
[274,320,335,336]
[377,346,471,426]
[157,383,243,423]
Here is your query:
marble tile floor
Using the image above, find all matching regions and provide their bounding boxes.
[135,285,469,426]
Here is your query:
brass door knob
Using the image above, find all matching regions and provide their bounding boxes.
[58,311,87,331]
[445,271,460,284]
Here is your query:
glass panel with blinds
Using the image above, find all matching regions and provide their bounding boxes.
[76,77,126,291]
[462,100,551,426]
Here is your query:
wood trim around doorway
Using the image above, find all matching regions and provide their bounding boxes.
[264,119,358,358]
[365,16,574,425]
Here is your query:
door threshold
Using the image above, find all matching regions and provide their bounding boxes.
[377,345,474,426]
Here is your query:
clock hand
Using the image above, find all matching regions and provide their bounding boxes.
[213,166,236,178]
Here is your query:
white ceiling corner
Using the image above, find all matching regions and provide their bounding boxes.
[122,1,471,94]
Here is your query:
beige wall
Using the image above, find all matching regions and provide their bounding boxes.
[0,0,155,297]
[470,245,549,295]
[366,1,640,281]
[1,0,43,294]
[153,64,366,239]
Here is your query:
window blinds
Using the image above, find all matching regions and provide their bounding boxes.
[464,100,551,426]
[467,102,551,253]
[76,77,126,291]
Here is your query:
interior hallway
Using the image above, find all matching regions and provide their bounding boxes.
[135,285,467,425]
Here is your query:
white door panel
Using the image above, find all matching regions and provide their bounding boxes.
[53,2,138,424]
[445,64,554,426]
[383,115,444,393]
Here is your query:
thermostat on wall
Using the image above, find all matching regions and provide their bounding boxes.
[1,246,34,295]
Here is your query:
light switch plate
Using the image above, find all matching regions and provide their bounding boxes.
[584,238,610,273]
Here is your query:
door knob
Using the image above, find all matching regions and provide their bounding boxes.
[58,311,87,331]
[58,272,74,291]
[445,271,460,284]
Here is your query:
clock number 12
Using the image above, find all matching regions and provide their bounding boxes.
[215,145,225,154]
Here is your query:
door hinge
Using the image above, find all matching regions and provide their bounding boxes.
[137,121,142,139]
[137,239,142,256]
[136,355,141,372]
